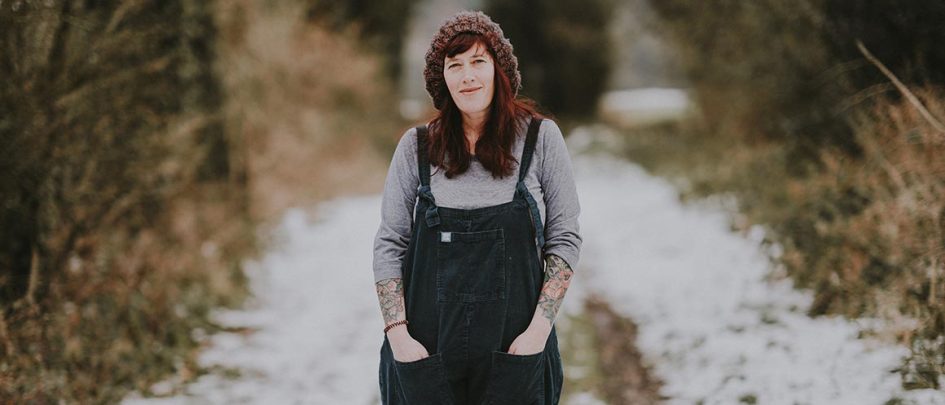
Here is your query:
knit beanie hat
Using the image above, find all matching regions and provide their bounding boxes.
[424,10,522,110]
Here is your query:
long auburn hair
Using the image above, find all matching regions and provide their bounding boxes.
[426,32,547,179]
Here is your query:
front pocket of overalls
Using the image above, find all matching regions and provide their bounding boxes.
[485,350,545,405]
[435,229,506,303]
[392,352,455,404]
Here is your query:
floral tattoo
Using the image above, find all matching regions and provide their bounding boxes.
[375,277,406,325]
[537,254,574,325]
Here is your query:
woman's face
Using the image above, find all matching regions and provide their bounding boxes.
[443,42,495,117]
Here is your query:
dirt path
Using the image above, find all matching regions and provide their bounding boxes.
[584,294,664,404]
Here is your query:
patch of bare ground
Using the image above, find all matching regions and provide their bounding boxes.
[584,293,665,404]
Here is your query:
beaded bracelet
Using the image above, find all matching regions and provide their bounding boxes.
[384,319,409,333]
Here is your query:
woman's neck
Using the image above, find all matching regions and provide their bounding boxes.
[462,111,487,154]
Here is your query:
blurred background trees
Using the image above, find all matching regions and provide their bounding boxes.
[647,0,945,166]
[486,0,615,122]
[823,1,945,88]
[304,0,420,82]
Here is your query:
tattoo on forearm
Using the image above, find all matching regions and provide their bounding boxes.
[537,254,574,325]
[375,278,406,325]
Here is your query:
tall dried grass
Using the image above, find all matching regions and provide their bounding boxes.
[815,90,944,388]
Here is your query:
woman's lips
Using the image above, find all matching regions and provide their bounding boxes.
[460,87,481,94]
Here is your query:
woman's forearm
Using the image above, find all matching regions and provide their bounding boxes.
[376,277,407,327]
[531,253,574,330]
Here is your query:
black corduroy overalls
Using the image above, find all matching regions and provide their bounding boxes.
[378,116,564,405]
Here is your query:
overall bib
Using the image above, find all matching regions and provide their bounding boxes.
[379,116,564,405]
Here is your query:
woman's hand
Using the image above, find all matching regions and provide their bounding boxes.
[377,278,429,362]
[508,321,552,355]
[508,254,573,356]
[387,326,430,362]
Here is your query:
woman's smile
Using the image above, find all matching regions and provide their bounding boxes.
[460,86,482,94]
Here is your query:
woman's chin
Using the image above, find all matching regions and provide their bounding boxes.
[457,103,489,115]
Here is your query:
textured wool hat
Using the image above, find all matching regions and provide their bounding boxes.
[424,10,521,110]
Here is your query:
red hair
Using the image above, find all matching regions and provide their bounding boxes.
[426,32,547,179]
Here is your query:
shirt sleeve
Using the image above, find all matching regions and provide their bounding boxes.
[538,119,582,271]
[372,127,420,283]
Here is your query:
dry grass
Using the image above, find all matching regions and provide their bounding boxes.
[0,0,409,402]
[0,2,259,401]
[832,90,944,388]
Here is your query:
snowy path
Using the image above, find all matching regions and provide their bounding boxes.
[124,127,945,405]
[567,128,943,405]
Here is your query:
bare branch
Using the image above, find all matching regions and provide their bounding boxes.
[856,39,945,135]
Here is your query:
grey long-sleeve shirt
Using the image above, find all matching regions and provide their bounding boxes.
[372,117,582,283]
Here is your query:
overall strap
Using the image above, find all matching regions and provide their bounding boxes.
[517,116,543,181]
[415,125,440,227]
[416,125,432,186]
[515,116,546,251]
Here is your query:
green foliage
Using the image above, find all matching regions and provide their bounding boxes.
[738,393,758,404]
[486,0,615,121]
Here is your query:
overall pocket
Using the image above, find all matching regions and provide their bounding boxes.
[435,228,506,303]
[392,352,455,404]
[484,350,545,405]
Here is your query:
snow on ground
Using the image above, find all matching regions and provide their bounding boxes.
[568,128,945,405]
[124,127,945,405]
[597,88,691,128]
[599,88,689,113]
[123,197,390,404]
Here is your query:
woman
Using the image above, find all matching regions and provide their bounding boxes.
[373,10,581,405]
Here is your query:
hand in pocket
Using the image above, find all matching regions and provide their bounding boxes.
[508,323,549,355]
[389,329,430,363]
